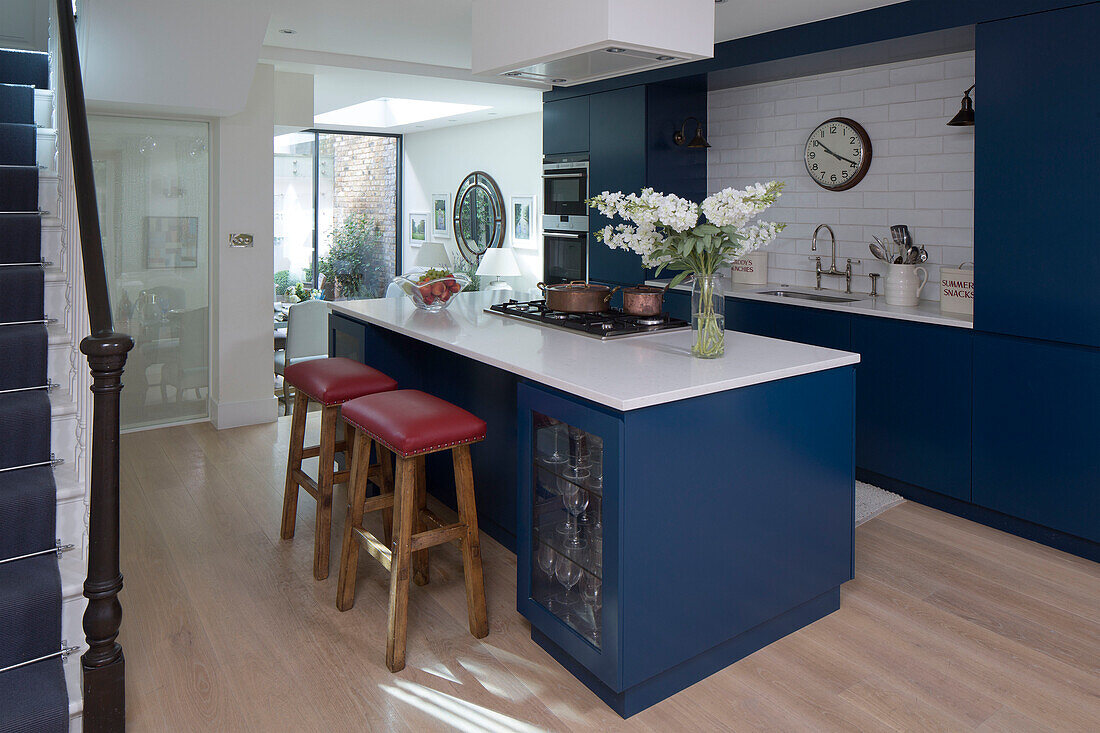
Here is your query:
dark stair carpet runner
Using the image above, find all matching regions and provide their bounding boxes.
[0,46,68,732]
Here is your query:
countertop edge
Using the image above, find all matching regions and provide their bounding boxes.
[328,300,860,412]
[648,280,975,329]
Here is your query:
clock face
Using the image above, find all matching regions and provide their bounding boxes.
[804,117,872,191]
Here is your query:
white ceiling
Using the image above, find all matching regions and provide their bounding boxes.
[261,0,908,134]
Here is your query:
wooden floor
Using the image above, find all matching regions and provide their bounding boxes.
[119,415,1100,732]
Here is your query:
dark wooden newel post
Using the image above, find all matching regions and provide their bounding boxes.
[79,334,133,732]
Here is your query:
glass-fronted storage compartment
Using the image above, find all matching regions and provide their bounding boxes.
[517,381,621,690]
[532,414,604,647]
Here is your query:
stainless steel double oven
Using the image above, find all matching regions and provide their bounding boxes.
[542,154,589,284]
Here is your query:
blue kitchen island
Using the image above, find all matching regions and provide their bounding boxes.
[328,292,859,717]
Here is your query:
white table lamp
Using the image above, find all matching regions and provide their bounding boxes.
[476,247,522,291]
[413,241,452,268]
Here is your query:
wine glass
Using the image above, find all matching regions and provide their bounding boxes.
[554,557,583,623]
[556,479,579,536]
[536,543,557,608]
[581,573,602,645]
[563,486,589,550]
[542,423,567,465]
[587,442,604,492]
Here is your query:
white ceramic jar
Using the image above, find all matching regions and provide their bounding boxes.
[884,264,928,307]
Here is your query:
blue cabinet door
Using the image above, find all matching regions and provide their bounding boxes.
[851,316,972,501]
[588,87,647,285]
[543,96,590,155]
[329,312,365,362]
[972,334,1100,543]
[975,4,1100,348]
[725,298,851,351]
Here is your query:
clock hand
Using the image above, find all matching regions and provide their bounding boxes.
[818,142,859,167]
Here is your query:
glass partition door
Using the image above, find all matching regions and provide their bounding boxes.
[89,116,210,430]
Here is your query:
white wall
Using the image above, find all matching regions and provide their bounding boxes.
[708,51,975,300]
[211,63,278,428]
[402,112,543,292]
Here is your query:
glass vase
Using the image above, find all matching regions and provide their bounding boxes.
[691,273,725,358]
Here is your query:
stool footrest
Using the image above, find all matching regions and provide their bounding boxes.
[301,440,347,460]
[411,523,466,552]
[361,492,395,514]
[352,526,393,572]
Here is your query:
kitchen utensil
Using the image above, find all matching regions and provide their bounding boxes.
[621,284,668,317]
[869,239,889,262]
[906,245,921,264]
[899,225,913,248]
[917,246,928,263]
[890,225,906,248]
[537,281,620,313]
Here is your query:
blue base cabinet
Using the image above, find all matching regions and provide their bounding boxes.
[972,334,1100,544]
[726,298,851,351]
[851,316,972,502]
[517,370,854,716]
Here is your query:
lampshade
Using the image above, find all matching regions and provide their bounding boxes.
[673,116,711,149]
[475,247,521,277]
[413,241,452,268]
[947,85,975,127]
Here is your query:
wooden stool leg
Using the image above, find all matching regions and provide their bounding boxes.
[337,431,372,611]
[452,445,489,639]
[378,446,395,547]
[387,456,417,672]
[313,404,340,580]
[280,391,310,540]
[411,455,430,586]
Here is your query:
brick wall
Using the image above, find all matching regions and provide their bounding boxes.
[328,134,398,297]
[708,51,975,300]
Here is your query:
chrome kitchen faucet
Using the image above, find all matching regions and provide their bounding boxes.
[810,224,860,293]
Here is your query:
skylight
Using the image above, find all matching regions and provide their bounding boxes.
[314,98,490,128]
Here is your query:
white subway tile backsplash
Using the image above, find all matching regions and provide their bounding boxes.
[889,60,945,84]
[865,84,916,106]
[708,51,974,302]
[775,96,819,115]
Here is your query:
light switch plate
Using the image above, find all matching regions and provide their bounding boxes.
[229,233,254,248]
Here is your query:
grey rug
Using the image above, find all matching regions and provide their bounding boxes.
[855,481,905,526]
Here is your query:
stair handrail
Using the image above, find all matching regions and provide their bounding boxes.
[53,1,131,730]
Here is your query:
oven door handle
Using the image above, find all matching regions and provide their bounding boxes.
[544,231,586,239]
[542,173,586,179]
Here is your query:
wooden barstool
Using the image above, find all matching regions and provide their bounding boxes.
[281,357,398,580]
[336,389,489,672]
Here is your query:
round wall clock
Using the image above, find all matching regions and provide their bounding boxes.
[804,117,871,191]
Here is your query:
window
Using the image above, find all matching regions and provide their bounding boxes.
[274,131,401,301]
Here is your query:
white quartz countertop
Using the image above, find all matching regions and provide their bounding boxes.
[329,292,859,412]
[647,279,974,329]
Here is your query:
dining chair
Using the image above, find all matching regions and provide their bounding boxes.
[275,299,329,415]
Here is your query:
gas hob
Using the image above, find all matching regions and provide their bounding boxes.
[486,299,690,340]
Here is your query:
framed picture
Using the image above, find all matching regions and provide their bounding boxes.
[430,193,450,238]
[408,211,429,246]
[511,195,536,248]
[144,216,198,269]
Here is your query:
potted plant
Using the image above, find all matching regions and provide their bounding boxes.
[588,182,785,358]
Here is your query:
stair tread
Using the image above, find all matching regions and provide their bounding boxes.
[0,391,51,470]
[0,554,63,667]
[0,323,46,390]
[0,656,69,733]
[0,466,56,562]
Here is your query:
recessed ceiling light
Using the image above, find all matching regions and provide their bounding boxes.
[504,71,522,77]
[278,28,296,34]
[606,47,626,53]
[487,112,498,116]
[715,0,728,4]
[655,56,676,61]
[552,78,567,83]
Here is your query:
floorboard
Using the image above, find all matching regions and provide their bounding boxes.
[116,416,1100,731]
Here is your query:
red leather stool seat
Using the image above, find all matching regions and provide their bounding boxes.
[341,389,487,458]
[284,357,397,406]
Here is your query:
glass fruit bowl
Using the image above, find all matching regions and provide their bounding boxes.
[392,270,471,312]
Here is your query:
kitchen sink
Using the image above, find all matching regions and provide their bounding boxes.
[755,289,863,303]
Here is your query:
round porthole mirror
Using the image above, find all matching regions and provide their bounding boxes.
[453,171,505,264]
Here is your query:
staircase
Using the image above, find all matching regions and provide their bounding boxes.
[0,44,88,733]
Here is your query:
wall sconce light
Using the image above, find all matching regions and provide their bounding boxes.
[947,85,975,126]
[673,116,710,148]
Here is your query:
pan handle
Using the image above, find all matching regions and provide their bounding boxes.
[536,282,547,293]
[602,285,622,303]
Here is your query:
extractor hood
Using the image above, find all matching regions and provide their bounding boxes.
[472,0,715,87]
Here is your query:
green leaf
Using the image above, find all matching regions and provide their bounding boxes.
[669,271,690,289]
[694,223,720,235]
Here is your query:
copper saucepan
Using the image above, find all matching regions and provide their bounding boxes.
[536,281,621,313]
[620,283,670,317]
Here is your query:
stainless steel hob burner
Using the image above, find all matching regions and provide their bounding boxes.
[486,299,690,340]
